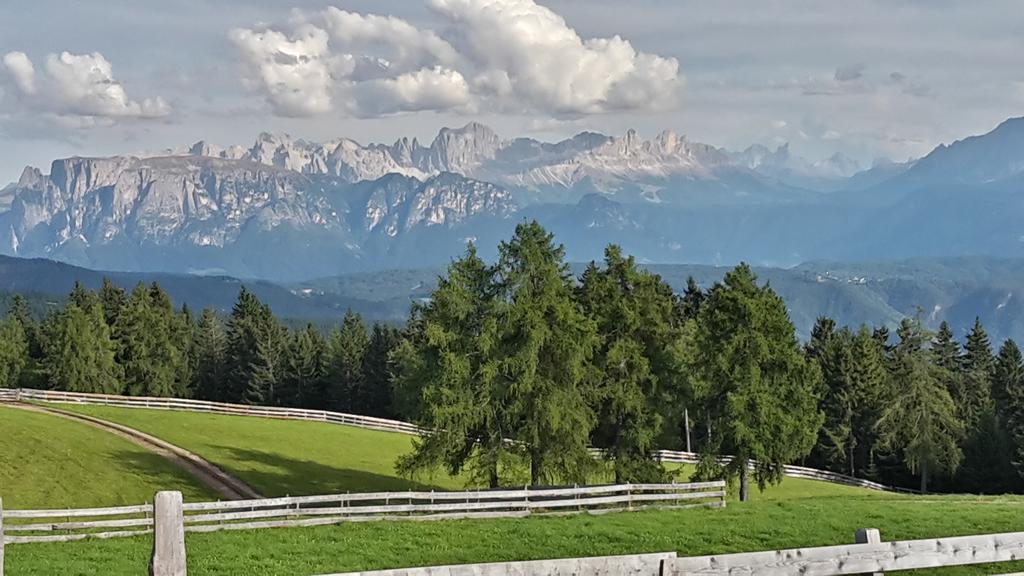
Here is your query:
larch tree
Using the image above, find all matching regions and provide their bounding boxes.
[44,301,122,394]
[395,244,508,487]
[693,263,823,501]
[876,318,964,493]
[496,221,599,486]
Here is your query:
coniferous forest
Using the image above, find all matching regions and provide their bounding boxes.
[3,222,1024,497]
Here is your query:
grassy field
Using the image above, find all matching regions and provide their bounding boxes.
[7,492,1024,575]
[0,405,215,509]
[53,403,881,502]
[6,404,1024,575]
[54,404,470,496]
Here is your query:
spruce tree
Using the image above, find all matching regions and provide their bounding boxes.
[114,283,182,397]
[395,244,508,487]
[957,318,996,429]
[327,310,370,411]
[193,308,228,401]
[362,323,401,418]
[680,276,705,321]
[9,294,42,359]
[98,278,126,327]
[0,315,28,387]
[44,302,122,394]
[995,339,1024,486]
[577,245,680,482]
[281,324,328,408]
[496,222,598,485]
[876,318,964,492]
[693,263,823,501]
[226,287,284,404]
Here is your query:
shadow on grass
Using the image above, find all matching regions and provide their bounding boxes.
[208,445,459,496]
[105,450,217,501]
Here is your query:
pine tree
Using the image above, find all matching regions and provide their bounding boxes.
[193,308,228,401]
[8,294,42,359]
[327,310,370,412]
[0,315,28,387]
[876,318,964,492]
[281,324,328,408]
[395,244,508,487]
[577,245,680,482]
[114,283,182,397]
[44,302,122,394]
[680,276,705,321]
[957,318,995,429]
[362,323,401,418]
[693,263,823,501]
[995,340,1024,487]
[98,278,126,327]
[226,287,284,404]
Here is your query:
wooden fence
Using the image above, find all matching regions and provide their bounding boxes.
[0,388,914,494]
[320,529,1024,576]
[0,484,723,575]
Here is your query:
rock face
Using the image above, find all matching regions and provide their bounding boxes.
[180,122,851,200]
[0,155,515,280]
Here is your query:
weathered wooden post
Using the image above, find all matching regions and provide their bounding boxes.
[856,528,883,576]
[1,496,6,576]
[150,491,186,576]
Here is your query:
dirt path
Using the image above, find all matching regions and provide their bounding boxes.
[10,402,262,501]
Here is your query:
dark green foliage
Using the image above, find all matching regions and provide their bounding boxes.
[327,310,370,411]
[578,245,681,483]
[114,283,184,398]
[496,222,599,485]
[281,324,328,408]
[877,319,964,492]
[226,287,286,405]
[395,244,508,487]
[995,340,1024,487]
[362,323,401,418]
[193,308,229,401]
[43,300,122,394]
[692,263,824,500]
[0,314,28,387]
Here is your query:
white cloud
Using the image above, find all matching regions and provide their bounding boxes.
[229,26,334,117]
[231,0,682,118]
[1,51,171,125]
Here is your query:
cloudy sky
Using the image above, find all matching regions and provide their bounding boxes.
[1,0,1022,180]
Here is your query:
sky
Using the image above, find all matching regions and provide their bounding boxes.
[0,0,1022,181]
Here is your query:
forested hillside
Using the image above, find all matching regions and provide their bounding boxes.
[3,223,1023,496]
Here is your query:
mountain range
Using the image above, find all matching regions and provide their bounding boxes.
[1,117,1022,281]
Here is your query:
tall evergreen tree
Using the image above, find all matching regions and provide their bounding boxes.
[281,324,328,408]
[877,318,964,492]
[362,323,401,418]
[679,276,706,321]
[193,308,228,401]
[226,287,284,404]
[995,339,1024,487]
[327,310,370,411]
[114,283,182,397]
[98,279,127,327]
[693,263,823,501]
[9,294,42,359]
[957,318,996,429]
[577,245,681,482]
[496,221,599,485]
[44,302,122,394]
[0,315,28,387]
[396,244,508,487]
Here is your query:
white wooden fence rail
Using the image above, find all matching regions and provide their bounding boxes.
[0,482,724,546]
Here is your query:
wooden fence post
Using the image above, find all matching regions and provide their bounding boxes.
[855,528,882,576]
[1,496,5,576]
[150,491,186,576]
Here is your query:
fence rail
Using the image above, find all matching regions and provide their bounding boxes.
[1,388,914,494]
[1,482,723,546]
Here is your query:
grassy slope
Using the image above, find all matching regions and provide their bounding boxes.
[0,406,215,509]
[8,404,1024,575]
[55,404,469,496]
[9,494,1024,575]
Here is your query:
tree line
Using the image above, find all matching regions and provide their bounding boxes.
[0,281,401,418]
[2,221,1024,497]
